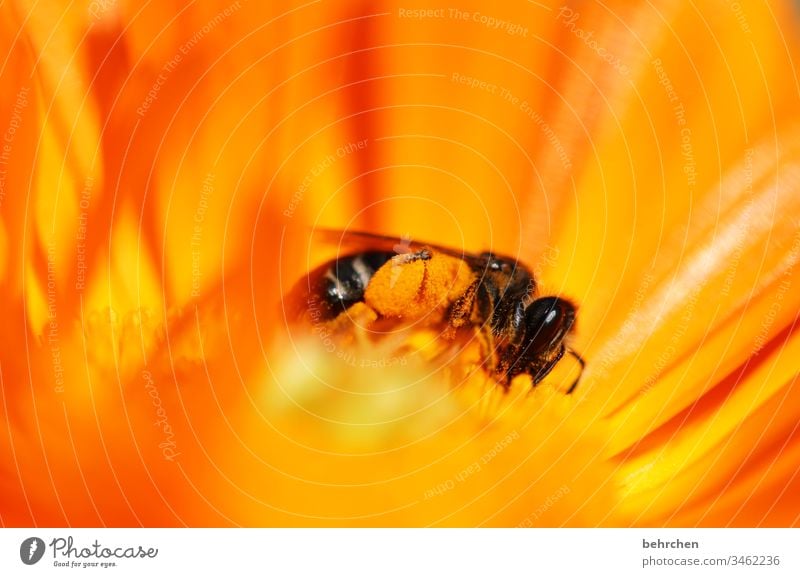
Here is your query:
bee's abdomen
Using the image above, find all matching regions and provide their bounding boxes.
[311,251,394,319]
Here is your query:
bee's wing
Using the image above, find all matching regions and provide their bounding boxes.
[313,228,487,266]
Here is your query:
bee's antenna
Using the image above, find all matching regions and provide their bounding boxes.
[565,348,585,394]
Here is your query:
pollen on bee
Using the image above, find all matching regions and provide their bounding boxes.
[364,251,474,319]
[326,302,378,332]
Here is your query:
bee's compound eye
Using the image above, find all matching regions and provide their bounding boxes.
[524,297,576,354]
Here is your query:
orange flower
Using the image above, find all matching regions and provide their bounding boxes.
[1,0,799,527]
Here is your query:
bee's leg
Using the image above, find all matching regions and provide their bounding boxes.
[446,280,503,381]
[565,349,585,394]
[474,325,499,376]
[391,247,432,264]
[444,279,479,338]
[530,344,566,387]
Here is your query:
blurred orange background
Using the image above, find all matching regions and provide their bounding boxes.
[1,0,799,526]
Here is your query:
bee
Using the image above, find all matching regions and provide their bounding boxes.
[290,230,584,393]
